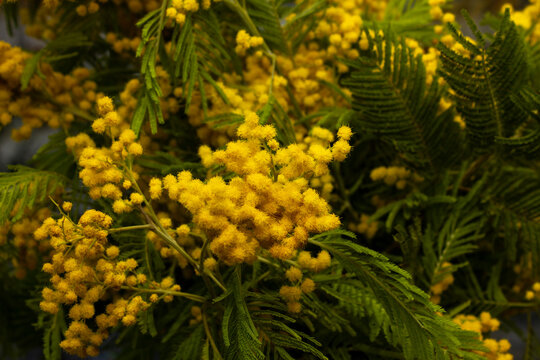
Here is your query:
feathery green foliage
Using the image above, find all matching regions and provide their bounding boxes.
[0,166,66,224]
[322,280,391,341]
[169,325,204,360]
[245,0,289,55]
[248,292,328,359]
[172,11,231,113]
[310,230,485,359]
[487,167,540,270]
[21,32,92,90]
[382,0,439,41]
[133,6,231,134]
[42,311,64,360]
[438,9,535,154]
[132,7,168,134]
[284,0,327,52]
[30,131,76,176]
[223,267,265,360]
[342,30,464,170]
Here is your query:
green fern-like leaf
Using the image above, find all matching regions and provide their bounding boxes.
[222,267,265,360]
[42,311,64,360]
[132,4,232,134]
[487,166,540,269]
[321,281,391,341]
[132,8,166,135]
[250,300,328,359]
[20,32,92,90]
[380,0,438,42]
[170,12,230,118]
[309,231,485,360]
[284,0,327,52]
[138,306,158,338]
[0,166,66,224]
[438,10,531,153]
[420,194,485,286]
[168,325,204,360]
[245,0,290,55]
[495,87,540,157]
[0,1,19,36]
[30,131,76,176]
[342,30,464,170]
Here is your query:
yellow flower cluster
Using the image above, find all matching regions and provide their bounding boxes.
[430,262,454,304]
[0,43,100,140]
[297,250,332,272]
[453,312,513,360]
[122,0,161,13]
[299,0,447,93]
[0,42,28,90]
[324,0,386,25]
[75,2,100,16]
[145,214,193,269]
[150,276,182,303]
[65,72,177,155]
[280,266,316,313]
[182,0,379,149]
[26,0,159,13]
[0,207,52,279]
[68,98,146,213]
[161,112,350,264]
[35,210,149,357]
[503,1,540,43]
[511,256,536,295]
[439,28,479,58]
[453,114,466,129]
[77,134,140,205]
[312,4,364,65]
[428,0,454,23]
[348,214,378,240]
[112,76,172,135]
[373,31,447,89]
[309,173,335,201]
[17,5,60,40]
[166,0,220,26]
[402,38,441,85]
[14,0,160,41]
[282,42,348,107]
[306,0,445,81]
[105,32,141,55]
[370,166,423,189]
[35,208,184,357]
[184,1,372,148]
[65,133,96,158]
[189,305,203,325]
[525,281,540,300]
[235,30,264,56]
[293,126,341,200]
[185,56,289,147]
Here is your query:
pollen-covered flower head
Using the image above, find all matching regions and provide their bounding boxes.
[163,113,350,265]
